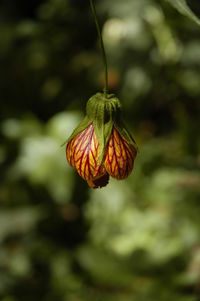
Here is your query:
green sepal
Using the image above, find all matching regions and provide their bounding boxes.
[86,92,121,164]
[93,117,113,164]
[86,93,121,122]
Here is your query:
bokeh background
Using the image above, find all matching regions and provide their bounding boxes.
[0,0,200,300]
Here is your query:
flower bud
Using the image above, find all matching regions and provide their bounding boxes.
[66,93,137,188]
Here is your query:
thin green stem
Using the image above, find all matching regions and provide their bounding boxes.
[89,0,108,97]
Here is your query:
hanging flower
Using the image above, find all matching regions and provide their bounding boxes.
[65,93,138,188]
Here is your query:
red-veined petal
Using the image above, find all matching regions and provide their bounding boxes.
[104,127,137,179]
[66,124,106,181]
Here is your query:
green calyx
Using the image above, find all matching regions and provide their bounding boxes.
[65,92,137,164]
[86,92,121,122]
[86,93,122,163]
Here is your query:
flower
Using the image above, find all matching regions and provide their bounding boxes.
[65,93,137,188]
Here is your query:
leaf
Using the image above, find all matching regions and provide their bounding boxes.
[166,0,200,26]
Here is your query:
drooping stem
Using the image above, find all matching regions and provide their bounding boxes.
[89,0,108,97]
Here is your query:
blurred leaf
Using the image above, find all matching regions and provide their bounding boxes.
[0,207,41,241]
[76,245,134,286]
[165,0,200,26]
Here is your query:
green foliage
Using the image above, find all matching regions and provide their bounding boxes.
[166,0,200,26]
[0,0,200,301]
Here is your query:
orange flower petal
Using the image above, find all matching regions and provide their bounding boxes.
[104,127,137,179]
[66,124,105,181]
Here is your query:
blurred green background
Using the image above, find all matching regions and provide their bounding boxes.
[0,0,200,300]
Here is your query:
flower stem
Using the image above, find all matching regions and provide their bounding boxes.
[89,0,108,97]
